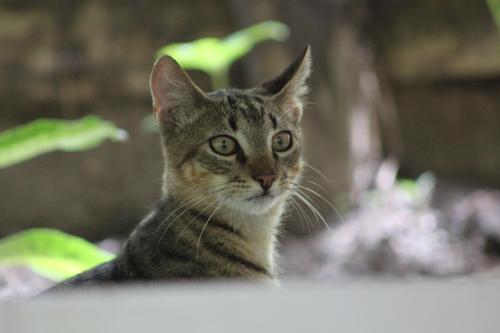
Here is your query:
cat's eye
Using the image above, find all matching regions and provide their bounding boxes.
[210,135,237,156]
[272,131,293,152]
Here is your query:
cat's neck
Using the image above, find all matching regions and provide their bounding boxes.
[219,203,285,273]
[160,191,286,275]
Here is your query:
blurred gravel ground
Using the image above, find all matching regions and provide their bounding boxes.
[281,180,500,278]
[0,266,53,300]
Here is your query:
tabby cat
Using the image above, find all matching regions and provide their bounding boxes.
[55,46,312,288]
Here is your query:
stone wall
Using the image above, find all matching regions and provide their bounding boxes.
[368,0,500,186]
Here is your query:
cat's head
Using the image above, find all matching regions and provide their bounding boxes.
[150,47,311,215]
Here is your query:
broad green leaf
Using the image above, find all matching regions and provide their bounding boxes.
[0,228,115,281]
[487,0,500,29]
[222,21,289,65]
[157,21,289,88]
[0,115,128,169]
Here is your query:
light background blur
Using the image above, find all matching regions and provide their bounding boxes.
[1,0,500,279]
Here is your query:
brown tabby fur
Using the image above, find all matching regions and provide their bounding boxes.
[54,46,312,288]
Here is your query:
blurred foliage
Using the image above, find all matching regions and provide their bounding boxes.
[365,173,436,209]
[396,173,436,206]
[0,228,115,281]
[157,21,289,89]
[0,115,127,169]
[487,0,500,28]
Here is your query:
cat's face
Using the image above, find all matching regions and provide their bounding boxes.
[163,90,303,214]
[150,47,311,215]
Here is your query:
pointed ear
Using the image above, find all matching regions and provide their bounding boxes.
[262,46,312,123]
[150,55,209,129]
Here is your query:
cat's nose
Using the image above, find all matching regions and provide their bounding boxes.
[254,173,278,192]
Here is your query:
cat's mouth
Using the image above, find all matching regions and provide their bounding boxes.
[246,192,274,201]
[231,190,285,213]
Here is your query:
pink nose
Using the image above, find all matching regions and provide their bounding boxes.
[254,173,278,191]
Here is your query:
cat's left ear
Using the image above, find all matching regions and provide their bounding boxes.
[262,46,312,123]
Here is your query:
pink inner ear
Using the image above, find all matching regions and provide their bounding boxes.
[152,83,173,126]
[150,63,169,116]
[154,105,174,126]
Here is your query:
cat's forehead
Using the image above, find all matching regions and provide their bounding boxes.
[204,89,278,151]
[209,88,271,124]
[223,89,266,108]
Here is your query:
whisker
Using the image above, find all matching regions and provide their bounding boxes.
[286,197,304,230]
[283,180,315,232]
[303,162,333,183]
[230,196,245,232]
[196,195,230,258]
[155,183,228,233]
[156,185,230,246]
[288,196,312,235]
[291,190,331,231]
[304,179,329,192]
[175,192,229,243]
[159,192,218,236]
[290,190,320,228]
[289,182,345,224]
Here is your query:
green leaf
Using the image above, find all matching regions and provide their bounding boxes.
[487,0,500,29]
[157,21,289,88]
[0,115,128,169]
[0,228,115,281]
[396,172,436,205]
[397,179,420,198]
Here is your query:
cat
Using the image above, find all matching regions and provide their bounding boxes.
[53,46,312,288]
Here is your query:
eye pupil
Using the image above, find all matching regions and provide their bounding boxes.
[272,131,292,152]
[210,136,237,156]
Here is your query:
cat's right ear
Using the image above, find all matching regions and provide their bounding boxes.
[150,55,209,129]
[261,46,312,124]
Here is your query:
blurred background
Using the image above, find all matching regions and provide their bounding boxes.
[1,0,500,297]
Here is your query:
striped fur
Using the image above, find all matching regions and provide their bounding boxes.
[54,47,312,289]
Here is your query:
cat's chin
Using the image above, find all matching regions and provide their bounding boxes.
[226,192,286,215]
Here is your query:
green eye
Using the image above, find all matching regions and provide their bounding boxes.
[272,131,293,152]
[210,135,237,156]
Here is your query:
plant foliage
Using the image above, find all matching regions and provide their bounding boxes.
[487,0,500,28]
[0,228,115,281]
[0,115,128,169]
[157,21,289,89]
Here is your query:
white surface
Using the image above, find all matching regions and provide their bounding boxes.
[1,279,498,333]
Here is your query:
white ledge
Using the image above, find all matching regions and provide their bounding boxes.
[1,279,499,333]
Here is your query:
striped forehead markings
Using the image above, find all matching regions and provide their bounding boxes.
[225,92,267,123]
[241,96,265,122]
[269,113,278,129]
[228,115,238,131]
